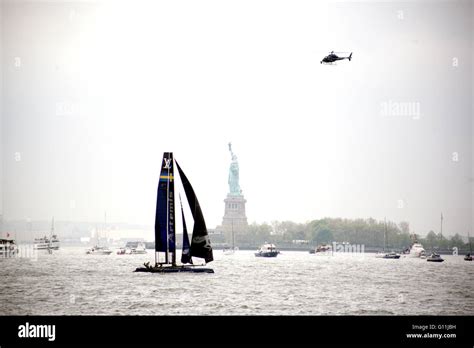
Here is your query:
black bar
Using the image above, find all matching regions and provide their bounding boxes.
[0,316,472,346]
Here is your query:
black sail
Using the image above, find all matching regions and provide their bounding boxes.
[175,160,213,263]
[180,200,193,265]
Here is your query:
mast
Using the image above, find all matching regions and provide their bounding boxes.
[440,212,443,241]
[166,162,170,264]
[155,152,176,265]
[469,231,472,253]
[232,219,234,250]
[383,217,387,252]
[49,217,54,250]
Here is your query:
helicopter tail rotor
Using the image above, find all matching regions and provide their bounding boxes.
[348,52,352,61]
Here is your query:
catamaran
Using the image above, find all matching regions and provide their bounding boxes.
[135,152,214,273]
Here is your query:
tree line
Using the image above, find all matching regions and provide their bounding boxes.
[233,218,472,251]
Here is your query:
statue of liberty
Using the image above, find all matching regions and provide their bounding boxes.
[228,142,241,196]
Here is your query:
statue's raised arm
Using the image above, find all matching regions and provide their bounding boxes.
[227,142,241,195]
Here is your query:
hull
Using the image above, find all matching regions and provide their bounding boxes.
[464,256,473,261]
[376,252,400,259]
[407,243,425,258]
[87,249,113,255]
[383,254,400,259]
[34,241,60,250]
[118,248,147,255]
[0,249,17,257]
[255,251,279,257]
[0,241,18,257]
[223,247,238,255]
[135,265,214,273]
[427,258,444,262]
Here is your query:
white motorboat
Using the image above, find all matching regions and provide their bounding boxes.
[427,252,444,262]
[408,242,426,258]
[86,246,112,255]
[117,242,147,255]
[255,243,279,257]
[309,244,332,254]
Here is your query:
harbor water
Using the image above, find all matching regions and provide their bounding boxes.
[1,247,473,315]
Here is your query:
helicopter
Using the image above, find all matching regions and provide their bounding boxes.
[321,51,352,64]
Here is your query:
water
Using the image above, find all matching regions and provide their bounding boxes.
[1,247,473,315]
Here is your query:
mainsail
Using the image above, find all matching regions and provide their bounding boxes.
[176,160,214,263]
[180,197,193,265]
[155,152,176,264]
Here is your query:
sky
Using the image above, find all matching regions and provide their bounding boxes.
[1,0,472,238]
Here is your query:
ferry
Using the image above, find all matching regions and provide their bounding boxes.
[33,235,60,250]
[0,238,18,257]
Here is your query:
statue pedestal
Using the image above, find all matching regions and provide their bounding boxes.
[220,194,248,242]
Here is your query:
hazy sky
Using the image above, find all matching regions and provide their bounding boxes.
[1,0,472,237]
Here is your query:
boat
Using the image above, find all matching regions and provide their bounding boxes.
[86,245,113,255]
[464,231,472,261]
[131,242,147,254]
[375,218,400,259]
[86,226,112,255]
[427,252,444,262]
[86,212,113,255]
[33,218,60,250]
[135,152,214,273]
[406,236,426,258]
[33,235,60,250]
[223,219,238,255]
[309,244,332,254]
[0,237,18,257]
[117,247,131,255]
[223,245,239,255]
[376,251,401,259]
[117,242,147,255]
[255,243,279,257]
